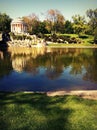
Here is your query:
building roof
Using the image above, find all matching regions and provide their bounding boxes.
[11,17,26,25]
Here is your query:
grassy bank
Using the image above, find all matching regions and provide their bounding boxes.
[46,34,95,47]
[0,92,97,130]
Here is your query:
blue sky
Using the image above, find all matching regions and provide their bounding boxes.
[0,0,97,21]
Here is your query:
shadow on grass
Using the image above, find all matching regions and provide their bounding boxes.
[1,92,97,130]
[0,92,73,130]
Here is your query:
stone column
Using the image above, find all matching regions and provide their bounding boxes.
[22,24,23,33]
[23,24,24,33]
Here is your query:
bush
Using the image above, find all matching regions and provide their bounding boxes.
[94,28,97,44]
[43,34,82,44]
[51,34,57,42]
[37,33,44,38]
[79,34,89,39]
[9,33,32,40]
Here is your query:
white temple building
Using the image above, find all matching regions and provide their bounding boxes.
[11,18,27,34]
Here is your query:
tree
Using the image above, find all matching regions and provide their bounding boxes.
[64,20,74,34]
[37,21,48,34]
[23,13,39,34]
[86,9,97,33]
[94,27,97,44]
[23,16,31,33]
[44,20,52,33]
[0,12,12,32]
[86,9,97,42]
[72,15,86,36]
[46,9,65,34]
[54,13,65,33]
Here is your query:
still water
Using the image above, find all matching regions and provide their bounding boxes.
[0,47,97,92]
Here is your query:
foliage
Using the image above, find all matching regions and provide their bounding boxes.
[1,8,97,37]
[94,27,97,44]
[46,9,65,34]
[79,34,89,39]
[0,12,12,32]
[84,24,93,35]
[72,15,87,36]
[10,33,32,40]
[37,22,48,34]
[64,20,74,34]
[86,9,97,32]
[23,13,39,34]
[44,34,81,44]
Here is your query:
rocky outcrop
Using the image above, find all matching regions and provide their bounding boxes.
[8,39,47,48]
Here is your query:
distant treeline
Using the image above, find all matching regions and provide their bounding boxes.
[0,9,97,41]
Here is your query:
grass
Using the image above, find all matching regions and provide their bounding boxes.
[58,33,78,38]
[0,92,97,130]
[48,42,97,47]
[47,33,96,47]
[80,34,94,45]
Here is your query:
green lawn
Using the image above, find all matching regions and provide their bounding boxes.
[0,92,97,130]
[48,43,95,47]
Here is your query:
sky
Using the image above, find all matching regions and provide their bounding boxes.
[0,0,97,21]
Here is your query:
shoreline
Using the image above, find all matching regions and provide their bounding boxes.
[23,90,97,100]
[47,45,97,48]
[1,90,97,100]
[6,40,97,49]
[7,45,97,49]
[25,90,97,100]
[47,90,97,100]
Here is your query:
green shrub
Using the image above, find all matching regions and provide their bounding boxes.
[9,33,32,40]
[94,28,97,44]
[79,34,89,39]
[43,34,82,44]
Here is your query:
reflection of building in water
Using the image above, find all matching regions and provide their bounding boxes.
[9,47,48,58]
[9,47,50,72]
[12,56,29,72]
[11,18,27,34]
[8,47,51,72]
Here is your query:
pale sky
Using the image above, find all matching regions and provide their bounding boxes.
[0,0,97,21]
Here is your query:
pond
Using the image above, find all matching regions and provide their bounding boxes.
[0,47,97,92]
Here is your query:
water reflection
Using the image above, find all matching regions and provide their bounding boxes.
[0,47,97,91]
[83,49,97,83]
[0,48,12,78]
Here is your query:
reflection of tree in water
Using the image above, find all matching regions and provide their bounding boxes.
[21,48,88,79]
[23,50,74,79]
[70,53,87,75]
[46,67,63,80]
[83,49,97,83]
[0,50,12,78]
[24,58,39,76]
[8,47,97,82]
[45,54,67,79]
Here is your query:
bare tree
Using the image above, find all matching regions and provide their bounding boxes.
[46,9,65,34]
[23,13,39,34]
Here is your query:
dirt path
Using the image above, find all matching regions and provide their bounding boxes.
[47,90,97,100]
